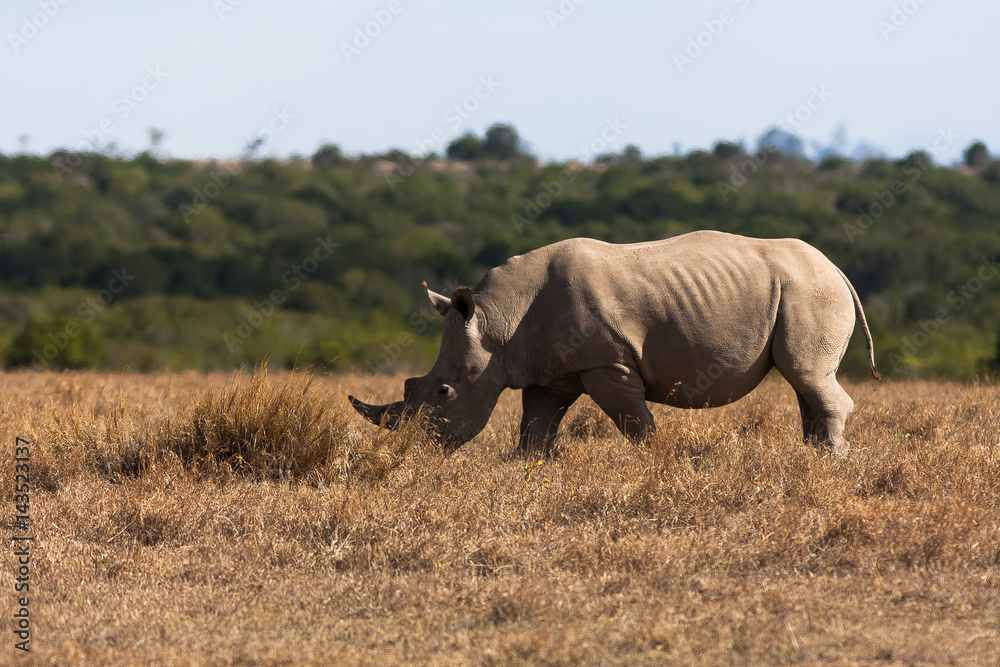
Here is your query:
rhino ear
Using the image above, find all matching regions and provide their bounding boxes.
[423,281,451,316]
[451,286,475,323]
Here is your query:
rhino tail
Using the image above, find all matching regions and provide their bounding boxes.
[838,267,881,380]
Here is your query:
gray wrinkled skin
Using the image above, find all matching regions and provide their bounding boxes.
[349,231,880,456]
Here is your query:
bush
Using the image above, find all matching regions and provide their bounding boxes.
[5,317,107,370]
[167,364,429,482]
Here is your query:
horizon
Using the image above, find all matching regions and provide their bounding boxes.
[2,123,984,169]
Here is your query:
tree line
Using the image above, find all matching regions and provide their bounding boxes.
[1,124,998,378]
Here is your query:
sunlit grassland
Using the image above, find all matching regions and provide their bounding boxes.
[2,369,998,665]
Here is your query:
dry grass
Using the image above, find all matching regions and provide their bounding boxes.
[167,366,428,483]
[2,370,999,665]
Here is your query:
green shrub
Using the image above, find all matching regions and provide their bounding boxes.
[5,317,107,370]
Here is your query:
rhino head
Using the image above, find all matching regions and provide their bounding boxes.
[349,282,505,450]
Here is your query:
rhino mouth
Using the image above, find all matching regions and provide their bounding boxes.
[348,396,472,450]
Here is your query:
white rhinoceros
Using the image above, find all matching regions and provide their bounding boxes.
[350,231,879,454]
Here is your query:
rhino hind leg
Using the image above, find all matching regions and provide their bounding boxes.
[579,366,656,442]
[772,281,858,455]
[787,374,855,455]
[517,385,580,457]
[795,391,817,444]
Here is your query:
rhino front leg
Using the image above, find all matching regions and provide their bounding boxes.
[517,385,580,457]
[580,366,656,442]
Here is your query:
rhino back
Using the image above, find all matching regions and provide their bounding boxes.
[477,231,847,405]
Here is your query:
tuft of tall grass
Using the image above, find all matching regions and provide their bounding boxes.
[166,364,428,483]
[23,365,433,488]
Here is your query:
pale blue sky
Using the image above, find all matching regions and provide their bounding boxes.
[3,0,997,162]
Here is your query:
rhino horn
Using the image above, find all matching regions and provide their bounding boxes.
[423,281,452,316]
[348,396,409,429]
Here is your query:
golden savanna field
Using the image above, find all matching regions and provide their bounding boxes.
[3,368,999,665]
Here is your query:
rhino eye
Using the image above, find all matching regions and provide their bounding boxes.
[438,384,456,400]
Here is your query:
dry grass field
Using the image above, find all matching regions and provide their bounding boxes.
[2,368,999,665]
